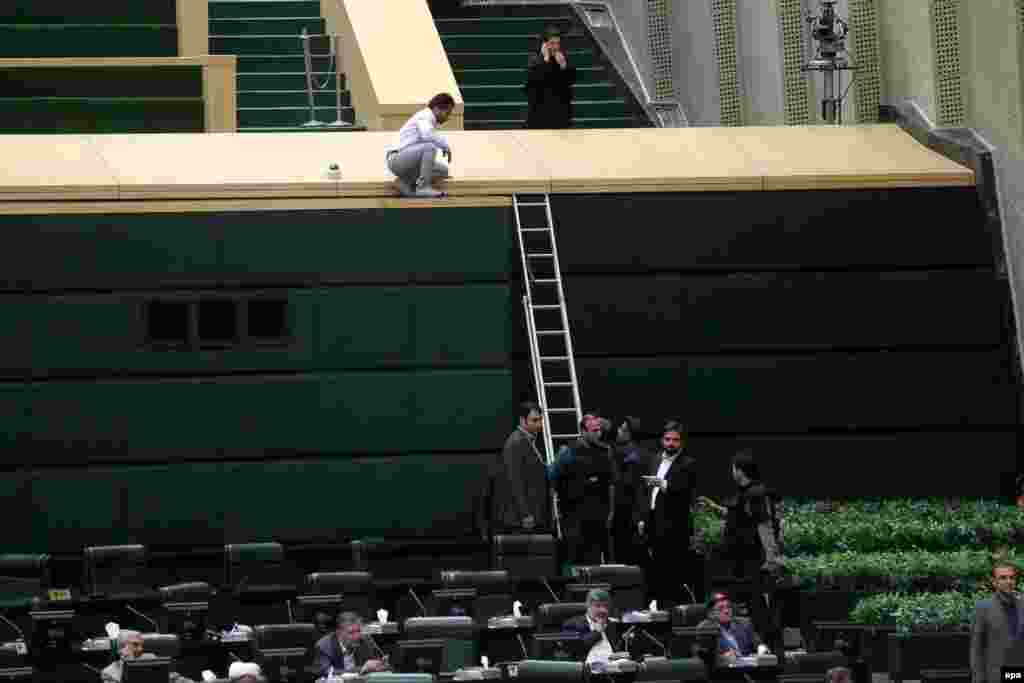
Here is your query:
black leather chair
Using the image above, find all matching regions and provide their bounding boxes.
[142,633,181,659]
[223,543,299,628]
[534,603,587,633]
[636,657,708,683]
[435,570,512,621]
[570,565,646,613]
[0,554,49,608]
[159,582,212,640]
[298,571,375,635]
[254,623,317,682]
[492,535,558,580]
[84,545,158,602]
[401,617,477,673]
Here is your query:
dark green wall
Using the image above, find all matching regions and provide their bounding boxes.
[0,206,516,551]
[540,188,1020,498]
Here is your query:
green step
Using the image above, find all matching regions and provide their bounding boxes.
[0,65,202,97]
[209,34,330,55]
[445,49,597,69]
[453,66,607,86]
[434,17,576,36]
[0,96,203,133]
[0,24,177,58]
[428,4,574,20]
[465,116,644,131]
[460,82,618,103]
[208,0,321,20]
[464,99,629,120]
[238,89,350,108]
[238,104,354,127]
[238,71,339,91]
[238,55,334,73]
[239,124,366,133]
[1,0,176,24]
[441,33,586,53]
[210,17,325,36]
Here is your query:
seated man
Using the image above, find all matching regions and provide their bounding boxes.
[100,630,195,683]
[315,611,390,678]
[561,589,620,664]
[697,593,762,661]
[386,93,455,198]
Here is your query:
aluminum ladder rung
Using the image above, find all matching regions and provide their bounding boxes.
[514,192,581,544]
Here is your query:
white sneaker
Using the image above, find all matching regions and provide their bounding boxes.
[394,178,414,197]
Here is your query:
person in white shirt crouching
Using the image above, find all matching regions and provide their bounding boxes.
[387,93,455,198]
[562,589,620,664]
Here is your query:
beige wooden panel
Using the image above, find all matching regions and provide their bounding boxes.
[0,196,511,215]
[737,124,975,189]
[334,0,463,131]
[517,127,765,193]
[90,133,341,199]
[0,135,118,201]
[176,0,209,58]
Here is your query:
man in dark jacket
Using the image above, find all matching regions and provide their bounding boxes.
[490,401,549,534]
[696,593,763,661]
[611,417,651,566]
[315,612,388,678]
[525,26,577,129]
[550,413,615,566]
[562,589,620,663]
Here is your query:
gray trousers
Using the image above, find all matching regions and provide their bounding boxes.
[387,142,449,186]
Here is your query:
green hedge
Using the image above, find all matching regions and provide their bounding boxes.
[783,550,1014,593]
[849,590,990,633]
[694,498,1023,555]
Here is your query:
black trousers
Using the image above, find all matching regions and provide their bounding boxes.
[646,536,701,607]
[562,516,610,566]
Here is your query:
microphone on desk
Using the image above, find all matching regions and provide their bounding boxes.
[682,584,697,605]
[619,626,636,652]
[541,579,560,603]
[408,588,428,617]
[515,634,529,659]
[367,633,388,660]
[640,629,668,658]
[0,613,26,643]
[286,600,295,624]
[126,604,159,634]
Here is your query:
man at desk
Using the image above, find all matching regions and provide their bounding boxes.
[100,630,196,683]
[562,589,620,664]
[315,612,390,678]
[697,594,762,662]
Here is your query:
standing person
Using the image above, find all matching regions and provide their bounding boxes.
[611,417,650,566]
[971,561,1023,683]
[525,26,577,129]
[699,451,785,656]
[491,401,550,534]
[550,413,615,566]
[640,421,696,607]
[386,93,455,198]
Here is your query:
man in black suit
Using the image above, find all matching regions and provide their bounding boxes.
[315,612,389,678]
[489,401,549,535]
[640,421,697,607]
[561,589,620,663]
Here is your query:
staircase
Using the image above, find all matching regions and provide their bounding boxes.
[208,0,362,132]
[429,3,648,130]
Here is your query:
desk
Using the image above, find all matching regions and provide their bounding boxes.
[712,655,781,683]
[620,612,671,660]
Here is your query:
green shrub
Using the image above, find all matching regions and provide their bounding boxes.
[784,550,1016,593]
[849,590,991,633]
[693,498,1023,555]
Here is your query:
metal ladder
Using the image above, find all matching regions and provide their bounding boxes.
[513,193,583,540]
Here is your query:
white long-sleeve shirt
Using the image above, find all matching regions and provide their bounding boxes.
[392,107,449,154]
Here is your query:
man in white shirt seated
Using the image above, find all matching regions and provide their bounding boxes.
[387,93,455,198]
[561,589,620,664]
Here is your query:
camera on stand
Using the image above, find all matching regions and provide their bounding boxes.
[801,0,856,124]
